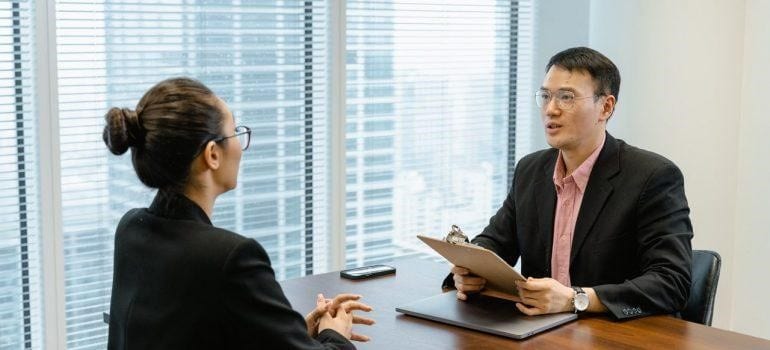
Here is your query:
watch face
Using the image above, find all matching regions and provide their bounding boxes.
[575,293,590,311]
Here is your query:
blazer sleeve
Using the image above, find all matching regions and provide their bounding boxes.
[593,162,693,319]
[220,239,355,350]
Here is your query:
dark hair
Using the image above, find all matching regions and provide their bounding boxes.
[546,47,621,102]
[103,77,224,190]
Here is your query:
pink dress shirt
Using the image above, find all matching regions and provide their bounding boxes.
[550,134,606,286]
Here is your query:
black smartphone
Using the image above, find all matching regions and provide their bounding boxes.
[340,264,396,280]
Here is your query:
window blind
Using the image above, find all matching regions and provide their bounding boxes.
[55,1,328,348]
[344,0,533,266]
[0,0,43,348]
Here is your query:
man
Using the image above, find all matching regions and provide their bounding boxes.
[446,47,693,319]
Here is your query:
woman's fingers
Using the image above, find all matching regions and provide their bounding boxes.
[305,293,328,337]
[307,293,327,318]
[329,294,361,308]
[340,300,373,313]
[328,294,362,315]
[350,332,371,342]
[352,314,375,325]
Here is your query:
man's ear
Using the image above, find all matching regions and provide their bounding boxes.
[601,95,616,121]
[202,140,221,170]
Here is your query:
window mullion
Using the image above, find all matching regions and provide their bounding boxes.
[328,0,347,271]
[35,0,67,349]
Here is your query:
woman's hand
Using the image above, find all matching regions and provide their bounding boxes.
[306,293,374,341]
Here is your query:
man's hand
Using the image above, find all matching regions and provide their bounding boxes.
[305,293,375,341]
[451,266,487,301]
[514,277,574,315]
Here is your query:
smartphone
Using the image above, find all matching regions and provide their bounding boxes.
[340,264,396,280]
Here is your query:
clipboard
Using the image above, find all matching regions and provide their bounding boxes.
[417,235,525,297]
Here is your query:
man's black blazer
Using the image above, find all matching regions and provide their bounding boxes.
[469,133,693,319]
[108,190,354,350]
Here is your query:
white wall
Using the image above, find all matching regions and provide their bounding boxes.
[522,0,591,158]
[733,0,770,338]
[583,0,770,339]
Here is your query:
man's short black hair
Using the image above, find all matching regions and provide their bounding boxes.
[546,47,621,101]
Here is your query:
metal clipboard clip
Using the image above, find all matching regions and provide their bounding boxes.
[444,224,470,245]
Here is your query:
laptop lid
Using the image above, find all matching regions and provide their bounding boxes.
[396,292,577,340]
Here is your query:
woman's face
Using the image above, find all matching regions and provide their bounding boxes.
[214,97,242,192]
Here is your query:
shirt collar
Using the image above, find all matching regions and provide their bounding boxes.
[552,133,607,193]
[148,190,212,226]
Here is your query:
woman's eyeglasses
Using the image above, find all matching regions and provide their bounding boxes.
[212,125,251,151]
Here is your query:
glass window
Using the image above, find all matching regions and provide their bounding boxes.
[0,1,42,347]
[55,1,328,348]
[0,1,532,347]
[345,0,519,267]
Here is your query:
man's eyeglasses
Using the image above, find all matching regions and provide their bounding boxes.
[535,90,599,110]
[212,125,252,151]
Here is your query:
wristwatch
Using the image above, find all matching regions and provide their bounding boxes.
[572,286,589,313]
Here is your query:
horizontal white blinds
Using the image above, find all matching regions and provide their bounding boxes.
[0,0,42,349]
[55,1,328,349]
[344,0,530,266]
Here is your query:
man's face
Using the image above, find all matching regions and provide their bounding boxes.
[539,66,612,154]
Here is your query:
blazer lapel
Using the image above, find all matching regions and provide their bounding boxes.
[570,133,620,265]
[535,152,558,268]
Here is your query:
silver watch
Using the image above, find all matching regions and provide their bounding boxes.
[572,286,589,313]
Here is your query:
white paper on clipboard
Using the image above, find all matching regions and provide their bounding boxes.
[417,234,525,297]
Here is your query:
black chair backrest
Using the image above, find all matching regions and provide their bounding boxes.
[681,250,721,326]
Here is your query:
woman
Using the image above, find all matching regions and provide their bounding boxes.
[103,77,373,349]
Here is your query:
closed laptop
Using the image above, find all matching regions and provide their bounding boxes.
[396,292,577,340]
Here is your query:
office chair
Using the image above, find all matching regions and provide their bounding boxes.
[681,250,721,326]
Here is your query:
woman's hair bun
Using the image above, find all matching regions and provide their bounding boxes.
[103,107,144,155]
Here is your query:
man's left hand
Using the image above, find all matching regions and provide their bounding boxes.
[514,277,574,315]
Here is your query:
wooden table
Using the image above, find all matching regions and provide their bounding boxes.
[280,258,770,349]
